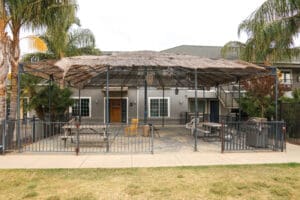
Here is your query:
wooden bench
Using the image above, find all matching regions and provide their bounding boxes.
[60,135,76,147]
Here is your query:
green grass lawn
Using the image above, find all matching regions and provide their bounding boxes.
[0,163,299,200]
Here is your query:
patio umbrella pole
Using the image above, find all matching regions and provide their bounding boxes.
[194,69,198,151]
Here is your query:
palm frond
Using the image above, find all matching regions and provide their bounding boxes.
[24,35,48,52]
[221,41,245,59]
[236,0,300,63]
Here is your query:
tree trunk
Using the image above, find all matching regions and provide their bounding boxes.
[8,30,20,120]
[0,33,11,121]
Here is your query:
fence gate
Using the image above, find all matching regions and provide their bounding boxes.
[221,121,286,152]
[1,119,154,154]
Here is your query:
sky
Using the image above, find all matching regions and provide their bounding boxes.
[76,0,266,51]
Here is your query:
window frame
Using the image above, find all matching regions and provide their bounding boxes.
[280,70,292,85]
[188,98,206,113]
[148,97,170,118]
[70,97,92,118]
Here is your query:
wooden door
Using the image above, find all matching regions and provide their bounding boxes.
[110,99,121,122]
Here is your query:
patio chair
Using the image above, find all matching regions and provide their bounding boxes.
[125,118,139,136]
[185,118,200,135]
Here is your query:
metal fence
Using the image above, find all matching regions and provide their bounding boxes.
[280,102,300,140]
[221,121,286,152]
[1,119,154,154]
[0,121,4,154]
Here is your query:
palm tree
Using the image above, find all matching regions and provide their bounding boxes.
[0,0,77,121]
[20,27,100,121]
[0,0,12,121]
[41,27,100,59]
[222,0,300,64]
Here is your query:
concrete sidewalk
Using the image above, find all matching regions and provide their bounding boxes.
[0,143,299,169]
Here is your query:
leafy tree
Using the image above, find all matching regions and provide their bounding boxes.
[27,81,74,121]
[221,0,298,119]
[239,76,285,119]
[281,88,300,103]
[222,0,300,64]
[0,0,78,121]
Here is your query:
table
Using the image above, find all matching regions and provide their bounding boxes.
[61,124,108,147]
[202,122,223,140]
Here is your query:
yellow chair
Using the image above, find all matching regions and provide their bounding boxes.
[125,118,139,136]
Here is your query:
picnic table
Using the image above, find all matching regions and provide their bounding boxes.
[61,124,108,147]
[202,122,223,140]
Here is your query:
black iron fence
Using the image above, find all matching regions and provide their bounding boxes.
[221,121,286,152]
[0,121,4,154]
[280,102,300,140]
[1,119,154,154]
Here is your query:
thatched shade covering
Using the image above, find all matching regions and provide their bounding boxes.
[23,51,267,88]
[23,60,64,80]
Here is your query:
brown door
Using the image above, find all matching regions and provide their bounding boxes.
[110,99,121,122]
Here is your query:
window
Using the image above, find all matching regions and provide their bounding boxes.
[281,71,292,85]
[71,98,91,117]
[149,98,169,117]
[188,99,205,113]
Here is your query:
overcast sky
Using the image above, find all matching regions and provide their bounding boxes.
[76,0,266,51]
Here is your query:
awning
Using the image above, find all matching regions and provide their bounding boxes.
[23,51,268,88]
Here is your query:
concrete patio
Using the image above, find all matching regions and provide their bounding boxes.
[0,143,299,169]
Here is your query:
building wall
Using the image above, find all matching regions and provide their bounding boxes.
[69,87,230,124]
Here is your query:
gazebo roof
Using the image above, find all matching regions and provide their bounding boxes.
[23,51,268,88]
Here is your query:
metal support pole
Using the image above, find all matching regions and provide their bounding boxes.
[78,88,81,123]
[121,86,123,123]
[151,125,154,154]
[271,67,278,149]
[76,120,80,155]
[144,68,148,125]
[75,88,81,154]
[48,75,53,123]
[17,64,21,152]
[238,78,241,122]
[203,86,205,122]
[221,121,224,153]
[162,86,165,127]
[274,70,278,121]
[194,69,198,151]
[32,116,36,142]
[106,66,110,152]
[274,67,279,149]
[2,119,5,154]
